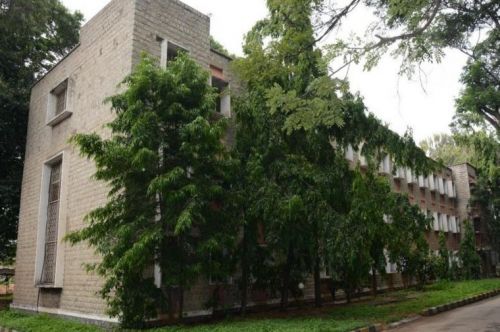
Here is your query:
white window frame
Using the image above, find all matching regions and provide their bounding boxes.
[428,174,436,191]
[34,151,69,288]
[433,212,440,231]
[210,74,231,118]
[379,155,392,174]
[46,79,72,127]
[158,37,190,69]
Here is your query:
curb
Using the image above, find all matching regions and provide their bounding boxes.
[0,328,18,332]
[420,289,500,317]
[386,315,421,329]
[351,324,382,332]
[385,288,500,330]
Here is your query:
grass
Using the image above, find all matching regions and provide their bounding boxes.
[1,279,499,332]
[0,310,102,332]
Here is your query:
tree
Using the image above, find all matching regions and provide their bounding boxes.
[210,36,232,58]
[0,0,83,263]
[67,54,235,327]
[459,220,482,279]
[315,0,499,131]
[385,193,431,288]
[454,30,499,133]
[319,0,498,73]
[436,232,450,280]
[233,0,434,310]
[420,133,474,166]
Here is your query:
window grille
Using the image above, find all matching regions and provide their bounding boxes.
[40,161,61,285]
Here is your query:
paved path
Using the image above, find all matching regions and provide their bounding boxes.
[391,295,500,332]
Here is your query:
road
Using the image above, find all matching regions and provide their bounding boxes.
[391,295,500,332]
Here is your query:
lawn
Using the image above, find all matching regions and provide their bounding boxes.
[1,279,499,332]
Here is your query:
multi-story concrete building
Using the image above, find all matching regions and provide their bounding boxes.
[12,0,494,324]
[344,148,495,277]
[12,0,234,323]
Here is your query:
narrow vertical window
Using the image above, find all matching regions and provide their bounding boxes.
[51,80,68,116]
[211,68,230,117]
[54,86,67,115]
[40,161,62,285]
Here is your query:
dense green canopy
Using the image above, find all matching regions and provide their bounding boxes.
[0,0,83,263]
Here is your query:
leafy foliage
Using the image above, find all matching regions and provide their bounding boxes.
[0,0,83,263]
[459,220,482,280]
[454,30,499,133]
[67,54,236,327]
[233,0,434,311]
[436,232,450,280]
[210,36,233,58]
[317,0,499,132]
[420,133,475,166]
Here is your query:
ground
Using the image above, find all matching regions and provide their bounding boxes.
[0,279,499,331]
[392,295,500,332]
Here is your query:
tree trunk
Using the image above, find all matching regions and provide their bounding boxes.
[178,286,184,321]
[167,287,174,321]
[371,266,377,297]
[280,243,293,310]
[240,222,249,315]
[313,219,322,308]
[313,254,322,307]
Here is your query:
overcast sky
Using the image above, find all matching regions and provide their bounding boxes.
[62,0,467,143]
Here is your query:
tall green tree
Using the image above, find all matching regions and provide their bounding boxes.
[420,133,474,166]
[459,220,482,279]
[436,232,450,280]
[233,0,434,310]
[0,0,83,262]
[67,54,236,327]
[385,193,431,288]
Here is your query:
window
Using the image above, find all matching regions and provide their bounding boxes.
[418,175,426,188]
[211,74,231,117]
[157,37,188,68]
[442,214,449,232]
[167,42,186,63]
[47,79,72,126]
[379,155,391,174]
[54,85,67,115]
[433,212,440,231]
[40,161,62,285]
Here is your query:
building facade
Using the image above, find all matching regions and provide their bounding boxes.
[12,0,233,323]
[12,0,493,324]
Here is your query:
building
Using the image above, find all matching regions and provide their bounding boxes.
[12,0,493,325]
[344,148,495,278]
[12,0,234,323]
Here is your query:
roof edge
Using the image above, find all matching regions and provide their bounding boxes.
[210,47,233,61]
[31,44,81,88]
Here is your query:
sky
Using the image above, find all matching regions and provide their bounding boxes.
[62,0,468,143]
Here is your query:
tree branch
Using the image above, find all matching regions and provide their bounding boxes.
[373,0,442,46]
[457,47,500,86]
[314,0,361,44]
[479,107,500,131]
